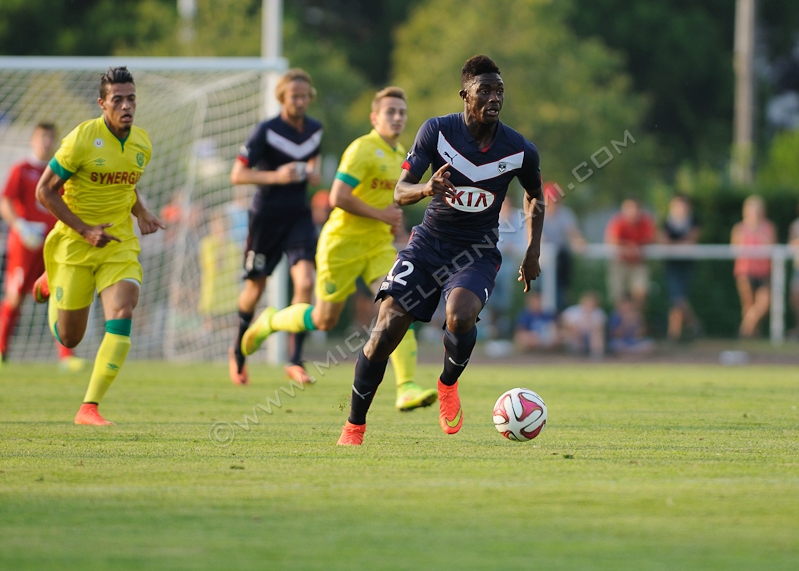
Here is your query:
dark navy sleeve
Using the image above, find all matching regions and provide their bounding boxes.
[310,119,323,157]
[238,122,268,167]
[516,140,542,191]
[401,117,439,180]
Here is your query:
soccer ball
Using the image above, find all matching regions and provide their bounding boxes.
[493,388,547,442]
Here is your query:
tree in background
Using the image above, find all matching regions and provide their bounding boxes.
[758,130,799,191]
[285,0,426,86]
[0,0,175,56]
[569,0,799,172]
[393,0,655,206]
[114,0,373,162]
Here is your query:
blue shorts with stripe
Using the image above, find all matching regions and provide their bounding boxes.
[375,224,501,322]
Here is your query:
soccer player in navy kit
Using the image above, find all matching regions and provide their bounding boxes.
[337,55,545,445]
[229,68,323,385]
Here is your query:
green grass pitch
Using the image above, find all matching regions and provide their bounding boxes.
[1,361,798,570]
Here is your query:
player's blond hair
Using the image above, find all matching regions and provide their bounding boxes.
[371,86,406,113]
[275,68,316,103]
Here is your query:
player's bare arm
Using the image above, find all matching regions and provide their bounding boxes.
[330,178,402,228]
[36,166,120,248]
[395,163,457,206]
[0,195,19,228]
[518,184,544,292]
[230,159,306,186]
[306,155,322,186]
[131,187,165,235]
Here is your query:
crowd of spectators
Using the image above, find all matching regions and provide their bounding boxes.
[508,184,799,357]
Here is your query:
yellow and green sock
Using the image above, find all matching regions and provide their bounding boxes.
[47,295,61,343]
[390,325,418,389]
[270,303,316,333]
[83,319,131,404]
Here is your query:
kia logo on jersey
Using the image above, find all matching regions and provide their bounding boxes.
[445,187,495,212]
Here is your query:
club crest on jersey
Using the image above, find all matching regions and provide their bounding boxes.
[94,138,104,148]
[136,153,144,167]
[498,162,507,173]
[445,187,495,212]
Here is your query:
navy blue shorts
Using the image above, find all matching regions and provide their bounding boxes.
[375,225,501,322]
[244,209,317,280]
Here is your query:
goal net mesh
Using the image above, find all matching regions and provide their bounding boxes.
[0,59,282,362]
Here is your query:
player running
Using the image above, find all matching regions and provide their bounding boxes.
[241,87,437,411]
[0,123,85,370]
[33,67,164,425]
[229,68,323,386]
[337,55,544,445]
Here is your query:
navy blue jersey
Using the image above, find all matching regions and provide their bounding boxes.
[237,115,323,214]
[402,113,541,246]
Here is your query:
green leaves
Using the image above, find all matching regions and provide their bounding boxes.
[393,0,655,205]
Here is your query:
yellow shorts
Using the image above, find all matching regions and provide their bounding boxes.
[43,230,143,310]
[315,230,397,304]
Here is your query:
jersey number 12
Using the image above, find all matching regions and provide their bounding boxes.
[386,259,414,286]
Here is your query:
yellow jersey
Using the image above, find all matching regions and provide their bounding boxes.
[49,116,152,243]
[325,129,405,240]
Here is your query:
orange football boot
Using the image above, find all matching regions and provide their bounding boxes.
[438,379,463,434]
[336,421,366,446]
[32,272,50,303]
[284,363,313,385]
[74,403,115,426]
[228,347,249,385]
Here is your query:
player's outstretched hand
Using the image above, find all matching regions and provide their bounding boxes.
[423,163,457,200]
[82,223,122,248]
[137,210,166,235]
[518,250,541,293]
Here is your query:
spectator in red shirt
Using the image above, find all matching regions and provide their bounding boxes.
[604,198,655,308]
[731,195,776,338]
[0,123,84,370]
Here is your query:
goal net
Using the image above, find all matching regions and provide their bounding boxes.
[0,57,286,362]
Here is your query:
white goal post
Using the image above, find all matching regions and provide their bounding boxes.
[0,56,290,363]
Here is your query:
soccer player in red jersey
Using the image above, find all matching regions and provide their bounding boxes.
[0,123,84,370]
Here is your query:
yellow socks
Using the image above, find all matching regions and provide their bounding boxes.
[270,303,315,333]
[48,295,60,342]
[83,319,131,404]
[390,326,418,388]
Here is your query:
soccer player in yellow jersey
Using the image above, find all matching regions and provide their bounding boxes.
[242,87,436,411]
[33,67,164,425]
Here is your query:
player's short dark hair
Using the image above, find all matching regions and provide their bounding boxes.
[34,122,56,133]
[461,55,500,87]
[99,66,135,99]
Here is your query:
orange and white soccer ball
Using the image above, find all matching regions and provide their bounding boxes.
[493,388,547,442]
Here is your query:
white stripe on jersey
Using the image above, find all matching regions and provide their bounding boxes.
[437,132,524,183]
[266,128,323,160]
